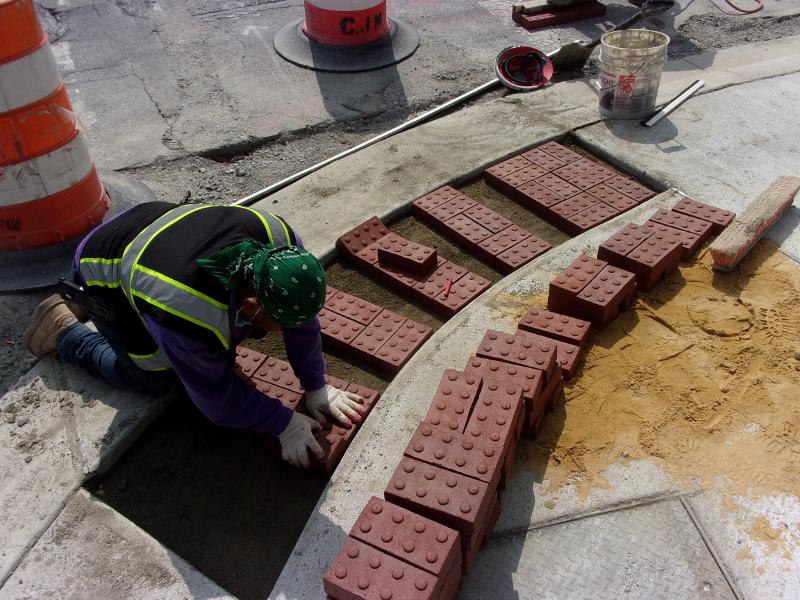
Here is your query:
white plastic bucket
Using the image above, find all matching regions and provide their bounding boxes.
[598,29,669,119]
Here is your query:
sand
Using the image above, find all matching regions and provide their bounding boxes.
[506,240,800,503]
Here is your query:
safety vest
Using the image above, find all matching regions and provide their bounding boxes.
[78,202,295,371]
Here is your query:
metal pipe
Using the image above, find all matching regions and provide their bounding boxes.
[640,79,705,128]
[233,78,501,206]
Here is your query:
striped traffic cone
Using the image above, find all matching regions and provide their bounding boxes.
[274,0,419,72]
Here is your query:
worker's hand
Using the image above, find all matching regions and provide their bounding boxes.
[305,385,365,428]
[277,412,324,469]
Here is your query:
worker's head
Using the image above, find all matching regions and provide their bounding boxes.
[197,240,326,331]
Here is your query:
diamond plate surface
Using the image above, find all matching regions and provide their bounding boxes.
[459,498,735,600]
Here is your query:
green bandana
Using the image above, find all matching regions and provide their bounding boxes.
[197,240,326,328]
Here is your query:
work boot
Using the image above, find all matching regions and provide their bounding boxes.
[23,295,79,357]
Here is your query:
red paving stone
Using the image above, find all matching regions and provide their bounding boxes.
[512,0,607,30]
[405,421,504,490]
[512,180,567,218]
[597,223,654,266]
[565,201,621,235]
[463,204,514,234]
[384,456,494,536]
[438,273,492,314]
[622,234,683,291]
[537,141,584,164]
[323,538,439,600]
[535,172,582,199]
[496,237,551,272]
[377,233,437,275]
[251,378,303,411]
[604,174,656,202]
[641,221,703,260]
[325,372,351,391]
[576,264,637,329]
[476,330,558,382]
[484,155,533,179]
[515,329,583,380]
[413,260,468,303]
[465,381,525,466]
[477,225,531,262]
[587,183,642,211]
[374,321,433,373]
[648,208,714,244]
[549,192,601,231]
[463,355,544,419]
[518,307,591,348]
[337,216,390,261]
[350,496,462,579]
[412,185,465,212]
[319,308,365,349]
[548,254,607,317]
[485,163,548,196]
[520,147,567,171]
[552,158,616,190]
[424,369,482,433]
[253,356,303,393]
[671,197,735,234]
[442,213,492,251]
[325,289,383,326]
[345,382,381,405]
[233,347,266,380]
[352,309,407,356]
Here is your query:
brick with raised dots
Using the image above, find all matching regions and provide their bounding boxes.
[522,365,563,436]
[517,307,590,349]
[326,286,338,301]
[495,236,551,272]
[424,370,482,433]
[520,147,567,171]
[412,186,466,213]
[549,192,601,232]
[252,378,303,411]
[476,330,559,382]
[484,155,533,179]
[511,180,566,219]
[435,272,492,315]
[535,172,582,199]
[597,223,654,267]
[337,216,390,262]
[413,261,469,309]
[350,496,462,580]
[323,537,439,600]
[405,422,504,491]
[604,175,656,203]
[319,308,366,350]
[515,329,583,380]
[325,372,351,391]
[648,209,714,245]
[463,204,514,234]
[624,235,683,292]
[588,183,643,211]
[234,346,267,381]
[463,355,544,420]
[641,221,702,260]
[426,195,477,223]
[671,197,735,235]
[372,320,433,373]
[553,158,616,190]
[352,309,407,357]
[253,356,303,393]
[345,382,382,405]
[324,289,383,326]
[564,201,622,235]
[372,255,442,291]
[576,264,637,329]
[477,225,531,264]
[441,213,492,252]
[377,233,438,276]
[538,141,583,164]
[485,163,550,198]
[384,457,493,536]
[547,254,607,316]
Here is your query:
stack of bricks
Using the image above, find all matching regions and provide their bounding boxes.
[337,217,492,317]
[412,186,552,273]
[512,0,606,31]
[234,347,381,475]
[517,308,591,380]
[320,287,433,373]
[484,141,656,236]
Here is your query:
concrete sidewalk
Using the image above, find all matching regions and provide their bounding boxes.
[1,35,798,600]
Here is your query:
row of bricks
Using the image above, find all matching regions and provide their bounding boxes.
[337,217,491,317]
[412,186,552,273]
[320,286,433,373]
[234,347,381,475]
[512,0,607,31]
[484,141,657,236]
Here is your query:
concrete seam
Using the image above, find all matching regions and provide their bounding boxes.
[493,488,686,539]
[679,494,745,600]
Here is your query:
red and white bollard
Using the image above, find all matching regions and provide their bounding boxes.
[274,0,419,72]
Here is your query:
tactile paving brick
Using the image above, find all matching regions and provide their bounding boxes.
[234,346,267,381]
[516,329,583,380]
[374,321,433,373]
[439,275,492,314]
[565,201,621,235]
[549,192,601,231]
[424,369,482,433]
[485,155,533,179]
[476,330,558,382]
[518,307,590,348]
[350,496,462,579]
[252,378,304,411]
[373,255,442,290]
[512,0,607,30]
[485,163,548,196]
[511,180,567,219]
[325,372,351,391]
[319,308,366,349]
[377,233,437,276]
[413,260,468,303]
[405,422,504,490]
[671,197,735,235]
[548,254,607,317]
[535,172,582,199]
[520,147,566,172]
[326,286,338,301]
[463,355,544,418]
[641,221,702,260]
[477,225,531,260]
[648,209,714,244]
[337,216,390,261]
[325,289,383,326]
[463,204,514,234]
[522,365,563,436]
[552,158,616,190]
[597,223,654,266]
[253,356,303,393]
[576,264,637,329]
[441,213,492,251]
[426,195,477,223]
[352,309,407,357]
[466,380,525,449]
[496,236,552,272]
[345,382,381,405]
[588,183,642,211]
[323,538,439,600]
[537,141,584,164]
[604,174,656,202]
[625,235,683,292]
[384,457,493,536]
[412,186,465,213]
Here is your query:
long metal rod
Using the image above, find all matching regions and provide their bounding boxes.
[640,79,705,128]
[233,78,501,206]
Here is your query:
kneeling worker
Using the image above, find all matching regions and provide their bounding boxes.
[24,201,364,468]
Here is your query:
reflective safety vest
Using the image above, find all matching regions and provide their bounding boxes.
[78,202,296,371]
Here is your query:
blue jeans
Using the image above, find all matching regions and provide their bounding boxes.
[57,321,175,396]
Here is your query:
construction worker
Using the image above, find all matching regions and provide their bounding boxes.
[23,201,365,469]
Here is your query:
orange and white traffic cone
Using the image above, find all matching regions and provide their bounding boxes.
[274,0,419,72]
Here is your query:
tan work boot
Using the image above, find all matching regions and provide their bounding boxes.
[23,295,79,357]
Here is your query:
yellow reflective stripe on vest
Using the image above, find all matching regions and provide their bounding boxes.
[79,257,121,287]
[233,206,291,247]
[128,350,171,371]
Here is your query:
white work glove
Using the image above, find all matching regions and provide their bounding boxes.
[278,412,324,468]
[305,384,365,427]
